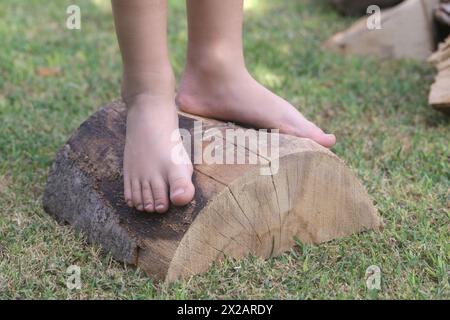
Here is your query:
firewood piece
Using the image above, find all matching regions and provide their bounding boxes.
[429,35,450,114]
[43,101,381,282]
[429,35,450,65]
[325,0,440,60]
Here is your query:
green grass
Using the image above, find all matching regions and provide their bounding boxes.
[0,0,448,299]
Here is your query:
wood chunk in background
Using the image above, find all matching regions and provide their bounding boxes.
[43,101,381,282]
[330,0,404,16]
[428,36,450,114]
[325,0,440,60]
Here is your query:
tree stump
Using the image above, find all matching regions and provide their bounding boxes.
[324,0,440,60]
[43,100,381,282]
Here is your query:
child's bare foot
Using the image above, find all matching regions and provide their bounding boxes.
[176,57,336,148]
[112,0,195,212]
[123,93,195,213]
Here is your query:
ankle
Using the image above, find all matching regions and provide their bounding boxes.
[184,45,247,79]
[121,67,176,104]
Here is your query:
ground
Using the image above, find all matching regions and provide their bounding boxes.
[0,0,448,299]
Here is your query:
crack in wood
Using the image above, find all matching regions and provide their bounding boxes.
[227,187,263,246]
[270,172,282,257]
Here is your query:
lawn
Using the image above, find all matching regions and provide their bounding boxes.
[0,0,448,299]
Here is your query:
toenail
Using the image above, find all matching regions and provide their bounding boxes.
[145,203,153,210]
[156,204,165,211]
[126,200,133,207]
[171,188,185,198]
[136,204,144,211]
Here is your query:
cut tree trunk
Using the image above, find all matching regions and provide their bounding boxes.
[325,0,440,60]
[428,36,450,114]
[43,100,381,282]
[330,0,404,16]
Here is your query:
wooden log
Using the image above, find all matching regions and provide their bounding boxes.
[43,101,381,282]
[324,0,440,60]
[428,36,450,114]
[330,0,404,16]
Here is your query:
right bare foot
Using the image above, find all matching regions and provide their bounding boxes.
[123,92,195,213]
[176,54,336,148]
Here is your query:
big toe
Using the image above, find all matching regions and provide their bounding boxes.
[169,175,195,206]
[314,132,336,149]
[290,119,336,148]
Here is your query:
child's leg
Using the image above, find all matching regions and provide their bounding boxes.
[177,0,336,148]
[112,0,194,213]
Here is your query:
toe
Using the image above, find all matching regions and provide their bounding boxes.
[151,178,169,213]
[124,175,133,207]
[306,122,336,148]
[169,175,195,206]
[315,133,336,149]
[131,179,144,211]
[289,119,336,149]
[141,181,154,212]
